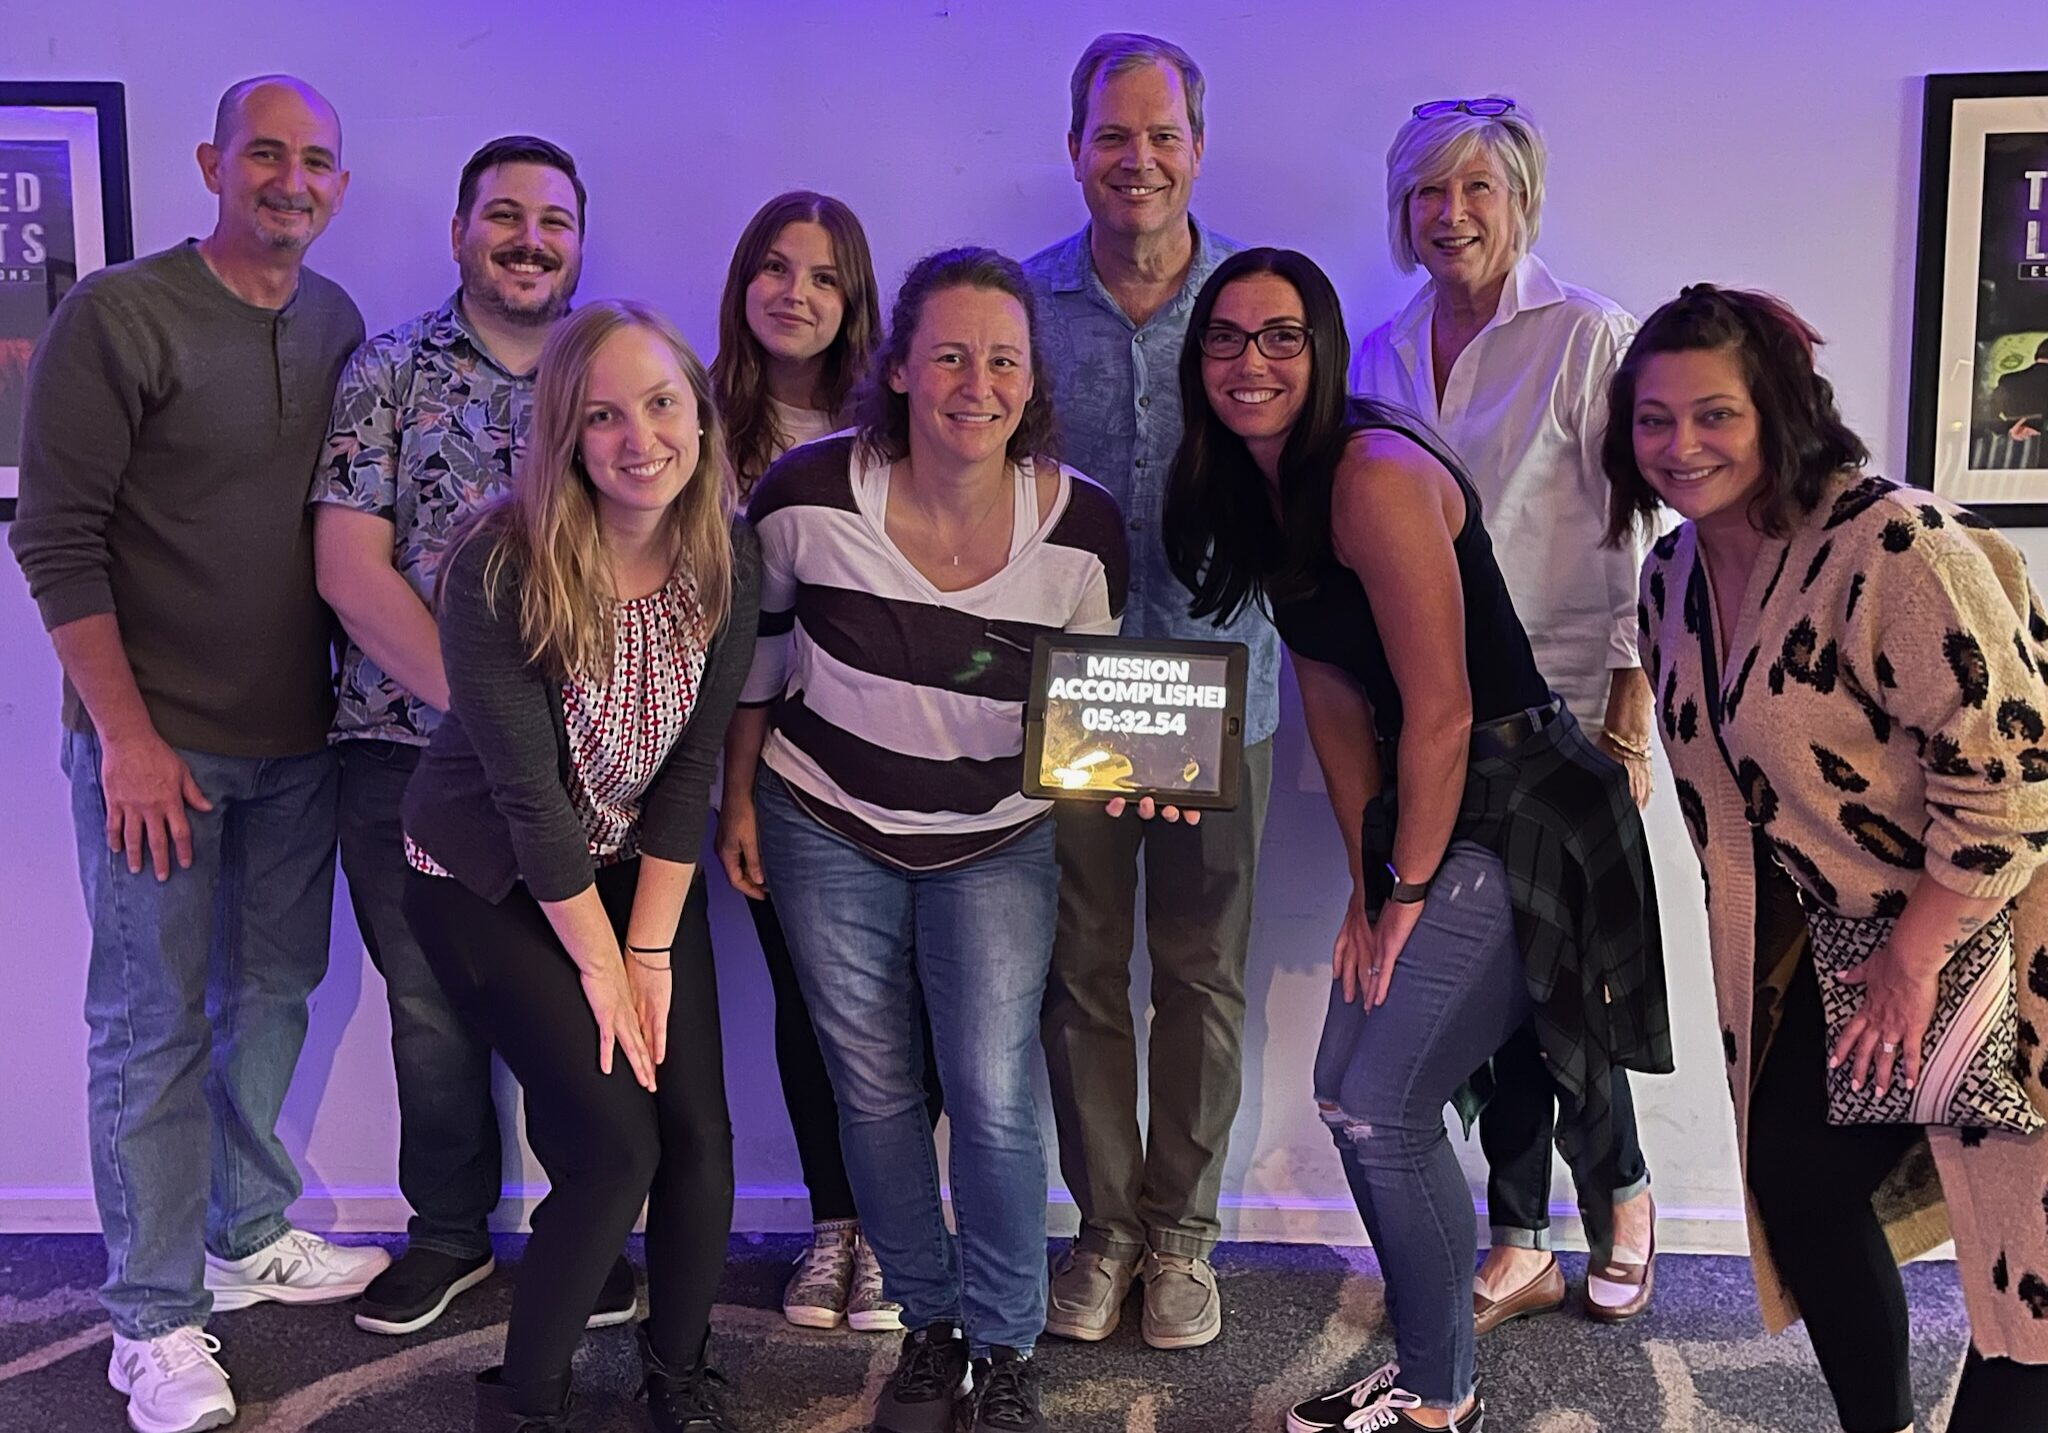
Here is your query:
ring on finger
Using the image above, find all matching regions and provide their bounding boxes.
[1878,1040,1900,1053]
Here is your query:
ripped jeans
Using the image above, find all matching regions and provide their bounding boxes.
[1313,840,1533,1409]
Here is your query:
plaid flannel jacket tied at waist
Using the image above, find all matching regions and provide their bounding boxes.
[1363,704,1673,1135]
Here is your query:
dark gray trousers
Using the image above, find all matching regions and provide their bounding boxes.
[1040,737,1272,1258]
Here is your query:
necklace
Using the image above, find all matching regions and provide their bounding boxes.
[905,467,1010,567]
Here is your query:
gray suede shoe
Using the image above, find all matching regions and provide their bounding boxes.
[1042,1246,1140,1342]
[1139,1249,1221,1349]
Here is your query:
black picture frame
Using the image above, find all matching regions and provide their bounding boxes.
[0,81,134,521]
[1906,71,2048,525]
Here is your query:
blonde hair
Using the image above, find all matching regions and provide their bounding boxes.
[453,300,736,678]
[1384,101,1547,274]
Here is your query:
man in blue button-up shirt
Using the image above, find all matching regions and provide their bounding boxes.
[1025,32,1280,1355]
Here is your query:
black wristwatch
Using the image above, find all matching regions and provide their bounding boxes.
[1387,864,1431,904]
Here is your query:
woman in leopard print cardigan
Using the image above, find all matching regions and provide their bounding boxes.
[1611,286,2048,1432]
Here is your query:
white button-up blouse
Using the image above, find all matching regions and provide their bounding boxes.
[1351,253,1646,724]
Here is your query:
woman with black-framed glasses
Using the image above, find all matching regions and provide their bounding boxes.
[1352,95,1667,1337]
[1163,247,1667,1432]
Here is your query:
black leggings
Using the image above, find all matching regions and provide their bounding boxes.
[749,891,942,1224]
[1747,953,2047,1432]
[406,862,732,1412]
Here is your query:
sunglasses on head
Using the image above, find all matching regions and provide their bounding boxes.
[1411,97,1517,120]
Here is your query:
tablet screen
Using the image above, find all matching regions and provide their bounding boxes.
[1023,636,1247,808]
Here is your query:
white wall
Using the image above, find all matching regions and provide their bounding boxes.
[3,0,2035,1254]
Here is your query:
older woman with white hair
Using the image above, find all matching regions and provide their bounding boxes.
[1351,97,1661,1335]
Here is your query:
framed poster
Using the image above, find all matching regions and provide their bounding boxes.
[0,82,134,521]
[1907,72,2048,523]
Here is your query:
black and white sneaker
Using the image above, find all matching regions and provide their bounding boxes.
[1285,1362,1400,1432]
[970,1347,1042,1432]
[1307,1385,1483,1432]
[872,1322,971,1433]
[354,1248,497,1335]
[588,1255,639,1329]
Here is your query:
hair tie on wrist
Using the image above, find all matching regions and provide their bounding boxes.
[627,943,672,955]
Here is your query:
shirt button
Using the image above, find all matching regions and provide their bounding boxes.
[1135,334,1145,345]
[1138,396,1151,408]
[1135,458,1148,468]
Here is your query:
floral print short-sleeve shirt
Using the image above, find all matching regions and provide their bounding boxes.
[312,295,534,744]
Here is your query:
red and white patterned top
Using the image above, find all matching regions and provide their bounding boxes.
[408,575,709,877]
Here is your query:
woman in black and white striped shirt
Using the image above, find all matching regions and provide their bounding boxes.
[718,247,1124,1433]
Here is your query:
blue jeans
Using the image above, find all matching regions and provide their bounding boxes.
[337,739,499,1259]
[1313,841,1533,1410]
[62,728,338,1339]
[754,775,1054,1355]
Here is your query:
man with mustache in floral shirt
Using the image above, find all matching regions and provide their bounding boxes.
[310,135,636,1337]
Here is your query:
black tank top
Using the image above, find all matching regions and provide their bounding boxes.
[1271,419,1550,745]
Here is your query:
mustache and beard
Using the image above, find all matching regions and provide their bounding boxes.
[459,238,581,327]
[256,192,317,251]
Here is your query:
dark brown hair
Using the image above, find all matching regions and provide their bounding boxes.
[854,247,1057,467]
[711,191,880,494]
[457,135,585,232]
[1603,283,1869,546]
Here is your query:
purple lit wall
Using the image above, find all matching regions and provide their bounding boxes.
[3,0,2037,1253]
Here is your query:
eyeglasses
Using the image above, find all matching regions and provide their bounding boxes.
[1412,97,1517,120]
[1198,323,1311,361]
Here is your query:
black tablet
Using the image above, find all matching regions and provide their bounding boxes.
[1021,634,1248,810]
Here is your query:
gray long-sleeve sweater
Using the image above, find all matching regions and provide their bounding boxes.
[8,241,364,756]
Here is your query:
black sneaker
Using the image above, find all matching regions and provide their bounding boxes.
[970,1347,1042,1432]
[353,1247,496,1335]
[587,1255,638,1329]
[873,1322,970,1433]
[637,1326,737,1433]
[1305,1385,1484,1432]
[1286,1362,1400,1432]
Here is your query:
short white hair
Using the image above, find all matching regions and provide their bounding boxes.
[1384,101,1547,274]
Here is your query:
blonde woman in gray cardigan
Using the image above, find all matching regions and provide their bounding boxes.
[1612,284,2048,1432]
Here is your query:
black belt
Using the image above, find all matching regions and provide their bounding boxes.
[1375,697,1561,772]
[1469,698,1561,759]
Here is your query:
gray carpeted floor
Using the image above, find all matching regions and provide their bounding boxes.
[0,1234,1971,1430]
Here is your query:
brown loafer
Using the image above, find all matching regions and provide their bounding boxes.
[1584,1227,1656,1324]
[1472,1255,1565,1336]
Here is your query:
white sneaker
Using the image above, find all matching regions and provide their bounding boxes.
[108,1327,235,1433]
[204,1228,392,1311]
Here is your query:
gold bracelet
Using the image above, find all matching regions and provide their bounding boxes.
[1599,726,1653,761]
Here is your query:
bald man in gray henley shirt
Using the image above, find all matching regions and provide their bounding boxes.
[7,75,391,1432]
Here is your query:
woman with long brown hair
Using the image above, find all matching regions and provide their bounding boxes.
[402,299,760,1433]
[709,191,924,1334]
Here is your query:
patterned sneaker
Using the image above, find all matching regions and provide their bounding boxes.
[1286,1362,1400,1432]
[847,1235,904,1332]
[205,1228,392,1311]
[108,1327,235,1433]
[781,1220,856,1329]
